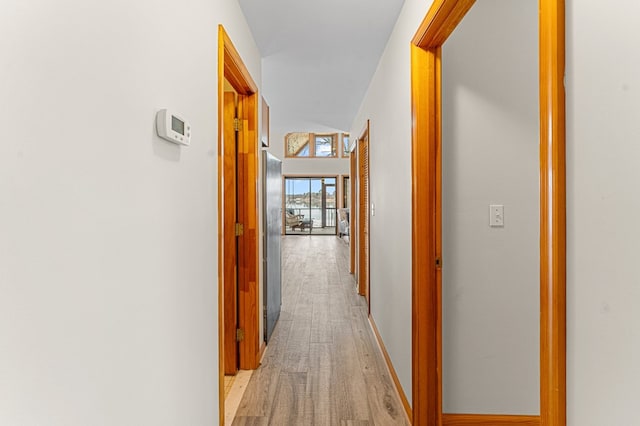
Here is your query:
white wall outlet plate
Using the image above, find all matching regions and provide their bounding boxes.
[490,204,504,227]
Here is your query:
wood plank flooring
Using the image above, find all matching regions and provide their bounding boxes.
[233,236,409,426]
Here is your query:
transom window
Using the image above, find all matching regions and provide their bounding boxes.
[315,135,336,157]
[342,133,350,157]
[285,133,341,158]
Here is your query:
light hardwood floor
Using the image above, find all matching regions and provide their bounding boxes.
[232,236,409,426]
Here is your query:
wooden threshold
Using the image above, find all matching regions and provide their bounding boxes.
[442,414,540,425]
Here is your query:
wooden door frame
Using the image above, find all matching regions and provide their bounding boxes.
[218,25,260,425]
[410,1,566,425]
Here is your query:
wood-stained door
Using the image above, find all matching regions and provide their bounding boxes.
[223,90,238,375]
[358,123,370,312]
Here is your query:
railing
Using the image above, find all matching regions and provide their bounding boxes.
[286,207,337,228]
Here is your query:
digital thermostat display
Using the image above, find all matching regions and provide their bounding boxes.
[171,115,185,135]
[156,109,190,146]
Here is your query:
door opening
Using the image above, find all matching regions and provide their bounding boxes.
[284,176,338,236]
[218,25,261,426]
[410,1,566,424]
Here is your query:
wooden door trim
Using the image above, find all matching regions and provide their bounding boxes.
[282,173,340,178]
[410,1,566,425]
[442,414,540,425]
[218,24,260,426]
[539,1,566,422]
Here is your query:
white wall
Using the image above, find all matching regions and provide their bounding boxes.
[566,1,640,424]
[441,0,539,414]
[0,0,260,424]
[349,0,433,406]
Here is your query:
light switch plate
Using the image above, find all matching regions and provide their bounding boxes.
[490,204,504,227]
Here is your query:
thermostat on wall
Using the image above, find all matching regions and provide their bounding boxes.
[156,109,191,146]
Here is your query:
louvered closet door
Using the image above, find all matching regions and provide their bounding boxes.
[350,153,357,275]
[358,132,370,312]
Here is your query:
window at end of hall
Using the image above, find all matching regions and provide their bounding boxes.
[285,133,311,157]
[285,133,340,158]
[314,134,336,157]
[342,133,350,157]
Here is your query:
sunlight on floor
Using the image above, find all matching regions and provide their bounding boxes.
[224,370,253,425]
[223,375,235,399]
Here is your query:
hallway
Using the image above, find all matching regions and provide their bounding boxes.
[232,236,409,425]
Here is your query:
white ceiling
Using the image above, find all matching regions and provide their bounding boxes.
[238,0,405,132]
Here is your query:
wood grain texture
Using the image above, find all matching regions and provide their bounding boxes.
[231,416,268,426]
[357,122,370,310]
[223,91,238,376]
[435,45,444,426]
[237,92,261,370]
[233,237,409,426]
[221,27,258,94]
[259,341,267,363]
[442,414,540,425]
[410,41,440,426]
[369,316,412,422]
[236,95,249,370]
[539,1,566,425]
[412,0,476,48]
[217,26,227,426]
[350,152,357,275]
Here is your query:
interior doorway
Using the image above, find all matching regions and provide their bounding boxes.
[283,176,338,236]
[441,0,540,417]
[410,0,566,424]
[217,25,261,426]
